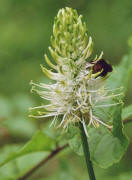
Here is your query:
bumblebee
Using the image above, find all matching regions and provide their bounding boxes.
[91,59,113,77]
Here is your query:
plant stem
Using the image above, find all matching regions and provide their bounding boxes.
[79,122,96,180]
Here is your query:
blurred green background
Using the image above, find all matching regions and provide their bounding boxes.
[0,0,132,179]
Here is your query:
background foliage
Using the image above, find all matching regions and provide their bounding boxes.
[0,0,132,179]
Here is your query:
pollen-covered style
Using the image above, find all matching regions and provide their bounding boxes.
[29,7,122,136]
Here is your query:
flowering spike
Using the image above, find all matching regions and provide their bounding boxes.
[30,7,121,135]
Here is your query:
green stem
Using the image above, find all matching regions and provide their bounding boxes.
[79,122,96,180]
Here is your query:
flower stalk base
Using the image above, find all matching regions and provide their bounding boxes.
[79,122,96,180]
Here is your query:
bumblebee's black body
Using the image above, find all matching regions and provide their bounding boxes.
[91,59,113,77]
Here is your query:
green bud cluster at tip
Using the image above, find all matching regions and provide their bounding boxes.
[48,7,93,63]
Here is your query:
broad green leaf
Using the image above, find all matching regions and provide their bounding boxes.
[122,105,132,120]
[91,106,128,168]
[0,131,55,167]
[69,128,128,168]
[89,128,124,168]
[68,105,129,168]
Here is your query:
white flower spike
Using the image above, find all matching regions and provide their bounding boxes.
[29,7,122,136]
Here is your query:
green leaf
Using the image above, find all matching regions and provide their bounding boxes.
[91,105,128,168]
[89,128,123,168]
[69,134,83,156]
[68,105,129,168]
[122,105,132,120]
[106,51,132,94]
[112,105,129,149]
[0,144,48,180]
[0,131,55,167]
